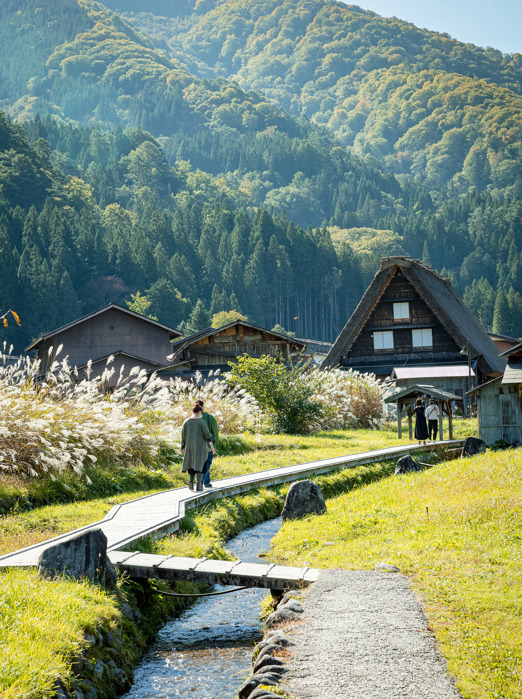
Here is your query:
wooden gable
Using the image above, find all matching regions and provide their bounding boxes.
[346,268,461,365]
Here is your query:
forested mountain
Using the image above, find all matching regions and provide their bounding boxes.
[114,0,522,196]
[0,0,522,350]
[0,111,372,349]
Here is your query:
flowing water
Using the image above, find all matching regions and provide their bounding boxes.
[121,518,281,698]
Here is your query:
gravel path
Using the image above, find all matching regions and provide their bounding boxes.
[278,569,462,699]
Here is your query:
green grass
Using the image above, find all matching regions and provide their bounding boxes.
[0,422,479,698]
[0,569,119,698]
[270,449,522,699]
[0,427,418,556]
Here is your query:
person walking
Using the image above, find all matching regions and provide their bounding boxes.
[425,399,440,442]
[414,396,428,445]
[196,399,218,488]
[181,402,215,491]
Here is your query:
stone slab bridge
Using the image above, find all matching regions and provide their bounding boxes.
[0,441,464,591]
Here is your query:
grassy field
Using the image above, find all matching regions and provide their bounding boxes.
[0,422,478,697]
[0,426,417,557]
[270,448,522,699]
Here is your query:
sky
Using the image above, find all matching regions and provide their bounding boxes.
[343,0,521,55]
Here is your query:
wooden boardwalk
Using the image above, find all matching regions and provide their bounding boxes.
[108,550,320,590]
[0,440,463,570]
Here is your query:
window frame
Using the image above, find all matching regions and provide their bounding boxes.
[412,328,433,349]
[393,301,410,321]
[373,330,394,351]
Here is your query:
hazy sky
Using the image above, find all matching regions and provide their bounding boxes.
[343,0,521,55]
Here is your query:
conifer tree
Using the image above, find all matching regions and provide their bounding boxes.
[492,287,510,335]
[181,298,211,335]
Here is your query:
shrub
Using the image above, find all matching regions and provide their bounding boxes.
[227,355,385,434]
[228,354,326,434]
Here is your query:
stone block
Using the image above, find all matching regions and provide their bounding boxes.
[37,528,114,586]
[281,480,326,522]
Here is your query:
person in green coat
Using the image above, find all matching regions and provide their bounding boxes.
[180,402,215,491]
[196,399,218,488]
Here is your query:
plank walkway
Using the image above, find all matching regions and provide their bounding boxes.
[0,440,463,570]
[108,550,320,590]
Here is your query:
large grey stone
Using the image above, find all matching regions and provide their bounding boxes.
[462,437,486,457]
[266,607,301,628]
[238,672,284,699]
[278,599,303,614]
[395,454,421,475]
[253,654,285,675]
[248,690,283,699]
[281,480,326,522]
[37,528,115,585]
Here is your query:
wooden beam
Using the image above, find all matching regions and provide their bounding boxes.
[448,403,454,440]
[408,412,413,440]
[438,400,443,441]
[397,400,402,439]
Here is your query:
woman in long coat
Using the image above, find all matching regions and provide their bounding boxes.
[414,396,428,445]
[181,402,215,491]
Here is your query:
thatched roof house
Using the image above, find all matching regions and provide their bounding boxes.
[323,257,505,393]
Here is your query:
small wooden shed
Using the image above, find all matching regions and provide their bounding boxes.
[384,384,460,440]
[468,341,522,445]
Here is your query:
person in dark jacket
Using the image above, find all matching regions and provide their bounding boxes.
[414,397,429,445]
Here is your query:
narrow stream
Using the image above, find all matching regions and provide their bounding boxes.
[121,518,281,698]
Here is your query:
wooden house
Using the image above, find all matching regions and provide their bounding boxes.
[26,304,182,387]
[165,321,307,379]
[468,341,522,445]
[323,257,505,404]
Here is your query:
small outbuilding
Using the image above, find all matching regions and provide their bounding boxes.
[384,384,460,441]
[468,341,522,445]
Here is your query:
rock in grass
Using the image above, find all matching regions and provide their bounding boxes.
[394,455,420,475]
[281,480,326,521]
[37,528,116,586]
[461,437,486,457]
[375,562,401,573]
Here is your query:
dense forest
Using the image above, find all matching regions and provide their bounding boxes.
[0,0,522,351]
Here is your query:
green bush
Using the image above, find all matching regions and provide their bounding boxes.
[228,354,325,434]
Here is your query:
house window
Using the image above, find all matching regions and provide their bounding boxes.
[374,331,394,351]
[393,302,410,321]
[412,328,433,348]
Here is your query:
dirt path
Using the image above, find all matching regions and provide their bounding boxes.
[278,569,462,699]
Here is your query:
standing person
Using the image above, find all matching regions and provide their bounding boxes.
[196,399,218,488]
[181,402,215,491]
[414,396,428,445]
[425,399,440,442]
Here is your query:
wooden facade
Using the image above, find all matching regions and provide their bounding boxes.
[323,257,505,385]
[26,305,181,387]
[166,321,307,378]
[343,268,462,374]
[470,342,522,445]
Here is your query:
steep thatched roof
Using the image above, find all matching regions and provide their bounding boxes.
[323,256,505,377]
